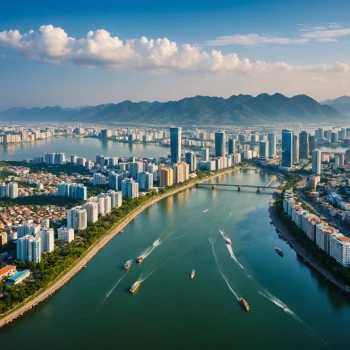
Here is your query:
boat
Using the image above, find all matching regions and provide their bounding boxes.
[124,261,131,270]
[275,247,284,257]
[239,298,250,311]
[129,281,141,294]
[226,238,231,245]
[136,256,144,264]
[83,265,87,268]
[120,229,124,234]
[190,270,195,279]
[277,301,287,309]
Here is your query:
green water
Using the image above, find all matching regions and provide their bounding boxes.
[1,171,350,349]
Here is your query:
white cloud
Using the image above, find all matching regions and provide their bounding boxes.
[0,25,350,76]
[207,23,350,46]
[206,33,308,46]
[300,28,350,41]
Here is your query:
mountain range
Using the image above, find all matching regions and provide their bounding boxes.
[0,93,346,125]
[321,96,350,116]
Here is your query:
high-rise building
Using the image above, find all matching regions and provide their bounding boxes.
[312,149,322,174]
[160,168,174,187]
[331,132,338,143]
[267,133,277,159]
[228,139,236,154]
[67,207,87,231]
[324,130,332,141]
[299,131,309,160]
[338,153,345,166]
[69,184,87,200]
[339,128,346,140]
[185,152,197,172]
[146,164,158,181]
[57,183,70,197]
[201,148,210,161]
[309,135,316,155]
[121,179,139,198]
[70,155,78,164]
[93,173,107,186]
[170,127,182,163]
[214,132,226,157]
[39,229,54,253]
[315,128,324,140]
[8,182,18,199]
[0,232,8,247]
[173,162,190,184]
[293,134,299,164]
[84,202,99,223]
[98,194,111,214]
[107,190,123,208]
[137,172,153,191]
[129,162,143,180]
[259,141,269,160]
[108,172,119,191]
[58,227,74,243]
[281,129,293,168]
[17,234,41,262]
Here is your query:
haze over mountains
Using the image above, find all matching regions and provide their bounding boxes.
[0,93,346,125]
[321,96,350,116]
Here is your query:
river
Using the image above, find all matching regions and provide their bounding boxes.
[0,136,167,161]
[1,170,349,349]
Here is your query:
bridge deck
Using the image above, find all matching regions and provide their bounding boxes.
[198,183,279,189]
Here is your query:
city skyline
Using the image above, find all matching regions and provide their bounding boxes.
[1,1,350,109]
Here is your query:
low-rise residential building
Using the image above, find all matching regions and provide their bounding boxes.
[0,265,16,280]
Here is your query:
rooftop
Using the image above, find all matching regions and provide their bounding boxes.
[8,270,30,281]
[0,265,16,276]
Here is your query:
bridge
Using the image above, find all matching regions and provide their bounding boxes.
[197,176,279,193]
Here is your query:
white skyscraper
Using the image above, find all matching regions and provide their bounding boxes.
[201,148,210,162]
[58,227,74,243]
[39,229,55,253]
[17,234,42,262]
[107,190,123,208]
[8,182,18,199]
[267,133,277,159]
[84,202,99,223]
[312,149,322,175]
[67,207,88,231]
[259,141,269,160]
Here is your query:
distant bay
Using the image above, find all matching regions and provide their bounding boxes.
[0,137,168,161]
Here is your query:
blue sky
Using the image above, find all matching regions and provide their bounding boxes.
[1,0,350,109]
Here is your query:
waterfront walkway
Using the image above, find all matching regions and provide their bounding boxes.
[269,200,350,296]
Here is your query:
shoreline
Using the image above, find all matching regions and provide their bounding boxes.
[269,200,350,296]
[0,167,237,328]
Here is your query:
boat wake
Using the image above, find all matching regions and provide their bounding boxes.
[138,270,155,283]
[209,237,239,300]
[170,229,192,241]
[105,276,125,299]
[139,236,162,260]
[219,229,246,270]
[229,212,232,218]
[259,290,328,347]
[99,272,128,309]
